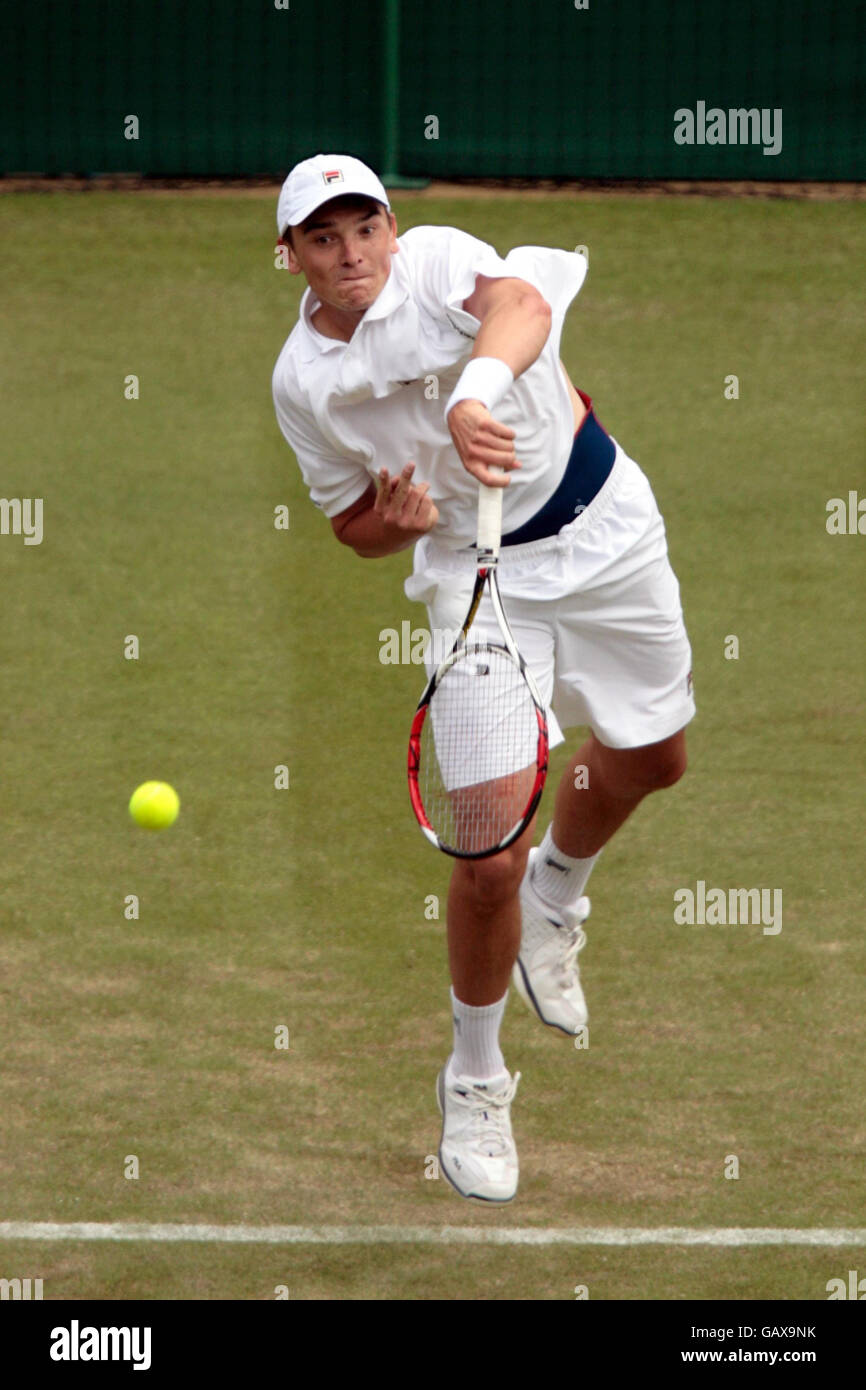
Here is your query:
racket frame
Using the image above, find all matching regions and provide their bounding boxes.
[408,478,549,858]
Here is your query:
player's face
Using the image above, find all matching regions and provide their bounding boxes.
[285,199,398,323]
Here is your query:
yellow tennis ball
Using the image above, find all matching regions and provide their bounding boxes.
[129,781,180,830]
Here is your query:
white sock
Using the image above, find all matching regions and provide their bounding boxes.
[532,824,600,910]
[448,989,508,1082]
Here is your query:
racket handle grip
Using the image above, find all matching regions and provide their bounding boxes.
[477,477,504,559]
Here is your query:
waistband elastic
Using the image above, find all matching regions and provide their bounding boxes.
[499,391,615,547]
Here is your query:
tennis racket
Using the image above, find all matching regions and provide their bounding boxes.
[407,474,549,858]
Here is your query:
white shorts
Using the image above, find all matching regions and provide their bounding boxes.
[405,444,696,752]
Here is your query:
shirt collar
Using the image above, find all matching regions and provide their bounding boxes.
[296,253,409,362]
[359,254,409,322]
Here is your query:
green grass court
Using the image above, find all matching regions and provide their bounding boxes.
[1,190,864,1299]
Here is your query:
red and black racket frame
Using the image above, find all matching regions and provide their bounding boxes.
[407,563,550,859]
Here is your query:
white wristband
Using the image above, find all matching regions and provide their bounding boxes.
[445,356,514,419]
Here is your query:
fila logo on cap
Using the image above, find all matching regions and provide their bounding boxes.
[276,155,390,236]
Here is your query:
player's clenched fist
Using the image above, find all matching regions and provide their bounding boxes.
[446,399,520,488]
[375,462,439,534]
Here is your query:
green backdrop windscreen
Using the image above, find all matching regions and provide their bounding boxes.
[1,0,863,178]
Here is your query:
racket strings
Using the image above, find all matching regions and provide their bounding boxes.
[420,644,540,856]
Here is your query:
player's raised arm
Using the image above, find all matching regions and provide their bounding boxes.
[331,462,439,558]
[463,275,552,378]
[446,275,552,488]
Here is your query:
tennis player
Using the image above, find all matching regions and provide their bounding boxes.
[273,154,695,1203]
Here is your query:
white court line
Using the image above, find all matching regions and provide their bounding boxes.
[1,1223,866,1247]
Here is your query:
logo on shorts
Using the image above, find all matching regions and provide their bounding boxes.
[686,669,694,695]
[322,168,344,186]
[573,500,586,516]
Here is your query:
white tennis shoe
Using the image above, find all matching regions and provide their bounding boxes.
[436,1063,520,1203]
[513,847,590,1035]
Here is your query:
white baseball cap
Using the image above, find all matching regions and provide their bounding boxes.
[277,153,390,236]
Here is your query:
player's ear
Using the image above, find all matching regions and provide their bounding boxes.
[281,235,303,275]
[388,211,399,250]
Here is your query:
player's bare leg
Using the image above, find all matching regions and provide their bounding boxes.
[513,729,688,1034]
[553,729,688,857]
[437,822,535,1203]
[446,817,536,1006]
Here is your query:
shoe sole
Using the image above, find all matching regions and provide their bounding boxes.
[436,1069,517,1204]
[512,955,587,1037]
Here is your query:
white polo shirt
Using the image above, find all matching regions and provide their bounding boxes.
[272,225,587,551]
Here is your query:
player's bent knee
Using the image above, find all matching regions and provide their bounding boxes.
[647,744,687,791]
[601,731,688,797]
[455,844,528,913]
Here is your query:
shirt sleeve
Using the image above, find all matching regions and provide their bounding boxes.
[403,226,511,334]
[272,374,371,518]
[402,226,587,338]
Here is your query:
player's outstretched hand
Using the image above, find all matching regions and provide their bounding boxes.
[375,462,439,535]
[446,399,519,488]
